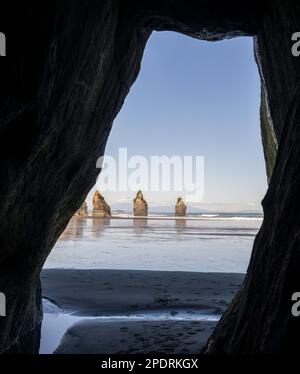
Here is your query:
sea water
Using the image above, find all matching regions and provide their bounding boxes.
[44,213,262,273]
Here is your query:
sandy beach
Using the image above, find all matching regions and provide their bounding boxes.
[41,269,244,354]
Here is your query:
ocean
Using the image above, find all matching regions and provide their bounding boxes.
[44,212,263,273]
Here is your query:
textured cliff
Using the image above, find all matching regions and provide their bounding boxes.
[0,0,150,352]
[259,86,278,183]
[203,0,300,353]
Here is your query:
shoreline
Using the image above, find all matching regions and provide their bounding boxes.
[41,269,244,316]
[73,215,263,221]
[41,269,244,354]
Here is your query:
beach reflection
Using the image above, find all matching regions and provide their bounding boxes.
[60,218,87,240]
[133,218,148,236]
[175,219,187,232]
[48,215,262,273]
[60,217,113,240]
[91,218,111,238]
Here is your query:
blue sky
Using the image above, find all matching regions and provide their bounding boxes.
[91,31,267,212]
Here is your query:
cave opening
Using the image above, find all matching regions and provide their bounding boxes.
[40,31,267,354]
[2,0,300,356]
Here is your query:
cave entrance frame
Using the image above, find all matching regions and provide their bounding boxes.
[3,1,298,355]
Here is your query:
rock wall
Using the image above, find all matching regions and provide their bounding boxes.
[259,85,278,183]
[0,0,150,352]
[204,0,300,353]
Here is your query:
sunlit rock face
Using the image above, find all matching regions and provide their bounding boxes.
[175,197,187,217]
[75,202,88,217]
[133,191,148,217]
[92,191,111,218]
[1,0,298,355]
[259,86,278,183]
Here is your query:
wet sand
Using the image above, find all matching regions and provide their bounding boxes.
[53,320,217,354]
[41,269,244,354]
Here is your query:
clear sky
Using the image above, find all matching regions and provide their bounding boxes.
[91,31,268,212]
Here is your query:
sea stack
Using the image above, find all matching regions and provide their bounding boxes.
[92,191,111,217]
[75,201,88,217]
[175,197,187,217]
[133,191,148,216]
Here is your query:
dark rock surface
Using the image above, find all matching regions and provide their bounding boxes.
[1,0,299,354]
[204,0,300,353]
[0,0,149,352]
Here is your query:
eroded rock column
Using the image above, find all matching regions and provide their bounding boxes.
[175,197,187,217]
[75,202,88,217]
[92,191,111,218]
[133,191,148,217]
